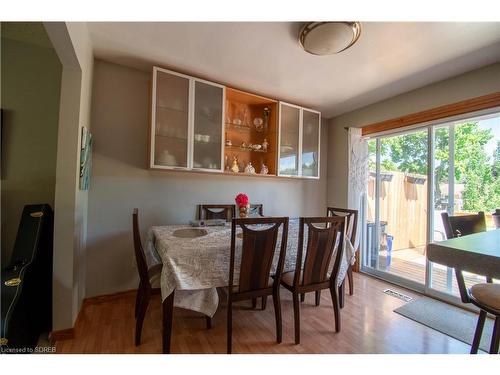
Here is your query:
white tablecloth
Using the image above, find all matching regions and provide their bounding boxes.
[147,218,354,317]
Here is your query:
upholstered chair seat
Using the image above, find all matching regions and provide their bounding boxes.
[470,283,500,312]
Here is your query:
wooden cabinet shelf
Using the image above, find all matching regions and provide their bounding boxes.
[224,88,278,175]
[225,145,268,153]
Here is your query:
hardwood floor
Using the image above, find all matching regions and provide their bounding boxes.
[56,273,472,354]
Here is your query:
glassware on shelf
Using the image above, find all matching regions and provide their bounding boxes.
[263,107,270,133]
[242,108,250,127]
[253,117,264,132]
[157,150,177,165]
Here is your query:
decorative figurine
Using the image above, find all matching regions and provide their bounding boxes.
[226,139,232,146]
[260,163,269,175]
[262,138,269,152]
[231,156,240,173]
[241,141,247,149]
[244,162,256,174]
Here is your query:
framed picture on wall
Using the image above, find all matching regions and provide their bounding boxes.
[79,126,92,190]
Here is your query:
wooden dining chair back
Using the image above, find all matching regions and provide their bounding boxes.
[249,204,264,217]
[441,211,486,239]
[327,207,358,245]
[280,216,346,344]
[198,204,235,222]
[132,208,162,346]
[133,208,151,290]
[299,217,346,288]
[227,216,289,353]
[327,207,358,297]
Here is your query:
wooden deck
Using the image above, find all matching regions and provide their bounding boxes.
[375,249,488,295]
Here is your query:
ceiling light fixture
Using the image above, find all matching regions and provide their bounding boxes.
[299,22,361,55]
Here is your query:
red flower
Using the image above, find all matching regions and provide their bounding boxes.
[235,193,249,207]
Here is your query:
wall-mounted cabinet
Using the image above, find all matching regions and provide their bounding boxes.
[278,103,321,179]
[150,67,224,172]
[150,66,320,179]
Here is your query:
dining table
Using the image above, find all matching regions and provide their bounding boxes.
[426,228,500,302]
[146,217,355,353]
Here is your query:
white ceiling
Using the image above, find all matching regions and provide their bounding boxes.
[87,22,500,118]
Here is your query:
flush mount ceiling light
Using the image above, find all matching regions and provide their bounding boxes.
[299,22,361,55]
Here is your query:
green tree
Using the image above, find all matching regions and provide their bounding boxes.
[373,122,498,212]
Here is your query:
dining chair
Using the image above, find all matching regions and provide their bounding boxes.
[227,216,289,354]
[327,207,358,300]
[441,211,486,239]
[132,208,162,346]
[440,211,498,353]
[249,204,264,217]
[198,204,235,222]
[280,216,346,344]
[468,283,500,354]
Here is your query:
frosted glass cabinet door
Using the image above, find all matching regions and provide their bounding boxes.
[153,69,190,168]
[279,103,301,176]
[193,81,224,170]
[301,109,320,177]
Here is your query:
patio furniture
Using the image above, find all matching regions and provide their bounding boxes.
[426,229,500,354]
[366,220,388,268]
[227,217,288,353]
[493,209,500,229]
[280,216,346,344]
[441,211,486,239]
[198,204,235,222]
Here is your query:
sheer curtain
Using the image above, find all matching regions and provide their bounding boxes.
[347,127,369,258]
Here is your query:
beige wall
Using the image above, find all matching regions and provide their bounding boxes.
[327,62,500,209]
[1,25,61,265]
[45,22,94,330]
[86,59,328,297]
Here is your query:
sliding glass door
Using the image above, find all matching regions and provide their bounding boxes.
[363,129,429,289]
[429,117,500,297]
[362,109,500,298]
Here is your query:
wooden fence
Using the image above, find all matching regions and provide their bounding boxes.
[367,171,428,252]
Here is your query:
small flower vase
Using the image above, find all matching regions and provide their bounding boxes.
[239,204,250,218]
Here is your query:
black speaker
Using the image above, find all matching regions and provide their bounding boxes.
[1,204,54,351]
